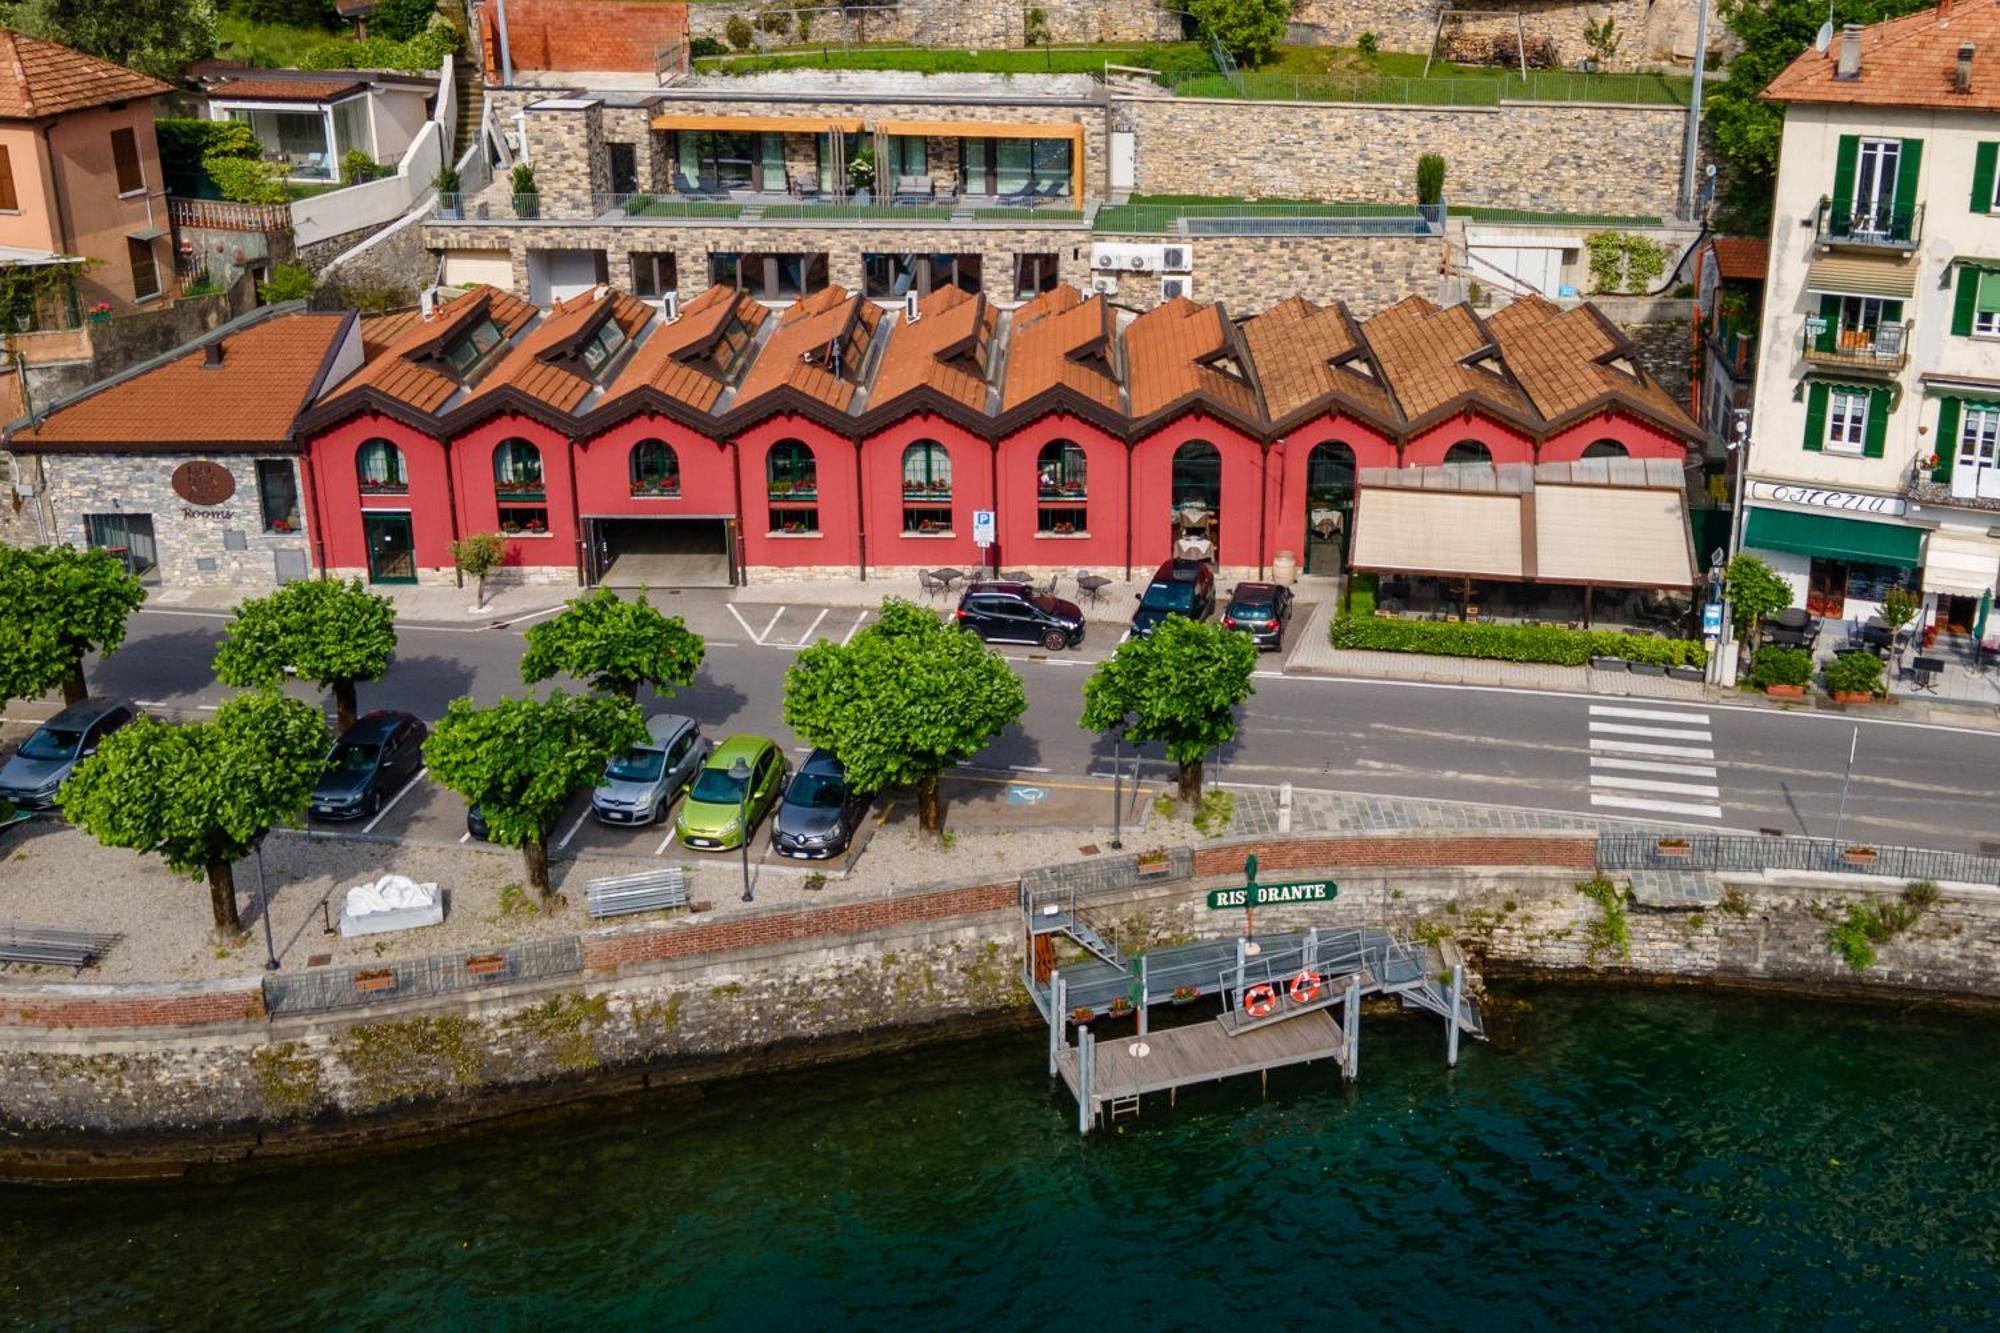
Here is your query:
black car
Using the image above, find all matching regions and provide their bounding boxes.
[1130,558,1216,638]
[0,697,136,811]
[772,749,871,860]
[1223,581,1294,650]
[955,582,1086,650]
[311,710,428,821]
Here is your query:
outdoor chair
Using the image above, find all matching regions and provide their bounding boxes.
[788,172,822,200]
[917,569,944,600]
[893,174,935,203]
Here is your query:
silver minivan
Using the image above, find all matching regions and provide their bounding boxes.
[591,714,709,826]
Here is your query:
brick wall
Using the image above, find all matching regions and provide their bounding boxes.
[0,983,265,1029]
[485,0,688,76]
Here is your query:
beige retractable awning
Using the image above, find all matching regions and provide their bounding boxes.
[649,113,863,134]
[1806,254,1919,299]
[1924,530,2000,598]
[1351,489,1525,580]
[1535,485,1695,588]
[1351,483,1694,588]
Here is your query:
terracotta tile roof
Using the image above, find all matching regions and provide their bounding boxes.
[1001,284,1121,414]
[1238,295,1394,423]
[11,311,348,449]
[0,28,170,119]
[1123,296,1259,420]
[605,284,768,413]
[209,75,368,103]
[358,309,421,359]
[1708,236,1769,283]
[1360,296,1529,423]
[327,285,535,414]
[1763,2,2000,110]
[733,285,883,413]
[1485,295,1688,425]
[869,285,996,413]
[463,286,654,414]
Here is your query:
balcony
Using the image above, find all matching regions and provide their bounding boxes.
[1799,317,1910,375]
[430,184,1089,229]
[1904,455,2000,511]
[1814,196,1923,250]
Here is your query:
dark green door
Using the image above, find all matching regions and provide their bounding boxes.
[1304,442,1356,576]
[363,513,417,584]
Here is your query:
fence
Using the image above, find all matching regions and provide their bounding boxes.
[262,935,583,1016]
[1023,845,1197,915]
[1094,199,1443,237]
[290,53,454,248]
[1163,70,1691,107]
[1596,831,2000,888]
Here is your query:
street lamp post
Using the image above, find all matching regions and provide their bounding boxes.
[252,834,279,971]
[1110,735,1124,851]
[731,756,754,903]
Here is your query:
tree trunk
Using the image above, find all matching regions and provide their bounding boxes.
[62,660,86,706]
[1177,756,1204,804]
[523,834,552,898]
[475,572,486,608]
[206,859,244,939]
[918,771,943,833]
[332,678,359,734]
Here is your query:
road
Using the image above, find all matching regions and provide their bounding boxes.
[52,593,2000,855]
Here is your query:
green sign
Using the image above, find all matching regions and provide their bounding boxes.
[1206,880,1337,910]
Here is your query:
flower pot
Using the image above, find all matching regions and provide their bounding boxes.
[1590,656,1628,672]
[1628,661,1666,677]
[1135,857,1169,877]
[1669,665,1706,682]
[1655,840,1691,858]
[1763,683,1806,697]
[1832,690,1875,704]
[1843,847,1879,865]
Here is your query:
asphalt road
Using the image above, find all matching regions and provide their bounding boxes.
[51,595,2000,855]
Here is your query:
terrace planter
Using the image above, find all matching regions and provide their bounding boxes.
[1628,661,1667,677]
[1590,656,1628,672]
[1669,665,1706,682]
[1655,838,1692,859]
[1135,854,1170,877]
[1831,690,1876,704]
[1843,846,1880,866]
[354,969,397,993]
[1763,683,1806,697]
[512,194,539,219]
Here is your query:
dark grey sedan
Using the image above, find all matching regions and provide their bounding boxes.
[311,710,427,821]
[0,698,136,811]
[772,749,870,860]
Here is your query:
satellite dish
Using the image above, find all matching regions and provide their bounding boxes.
[1814,19,1834,52]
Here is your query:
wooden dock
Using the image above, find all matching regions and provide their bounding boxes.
[1057,1010,1349,1129]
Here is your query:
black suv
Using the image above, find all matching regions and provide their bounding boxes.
[1223,581,1294,650]
[1130,558,1216,638]
[311,710,428,821]
[955,582,1086,650]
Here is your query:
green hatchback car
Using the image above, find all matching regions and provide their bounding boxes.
[675,734,789,851]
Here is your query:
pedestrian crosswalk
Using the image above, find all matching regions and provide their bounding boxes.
[1585,705,1723,819]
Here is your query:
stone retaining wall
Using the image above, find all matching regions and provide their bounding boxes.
[1291,0,1720,71]
[684,0,1180,49]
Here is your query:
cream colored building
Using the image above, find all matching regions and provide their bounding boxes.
[1746,5,2000,642]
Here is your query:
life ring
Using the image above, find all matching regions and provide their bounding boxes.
[1242,983,1277,1018]
[1288,969,1322,1005]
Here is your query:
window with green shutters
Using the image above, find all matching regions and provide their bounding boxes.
[1974,142,2000,214]
[1951,265,2000,336]
[1830,134,1923,241]
[1934,397,1960,483]
[1803,381,1890,457]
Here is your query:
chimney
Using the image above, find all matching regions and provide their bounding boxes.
[1958,41,1976,93]
[1836,23,1864,79]
[202,339,225,368]
[1940,0,1953,18]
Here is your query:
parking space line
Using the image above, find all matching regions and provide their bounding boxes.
[556,806,592,852]
[725,604,758,640]
[794,607,829,645]
[362,767,426,834]
[459,831,471,844]
[841,609,869,645]
[1009,764,1051,772]
[757,606,787,643]
[653,829,678,855]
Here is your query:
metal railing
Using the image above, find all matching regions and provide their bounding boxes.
[1094,199,1444,237]
[1596,831,2000,887]
[1799,317,1911,373]
[1161,69,1690,106]
[1815,195,1923,248]
[262,936,584,1016]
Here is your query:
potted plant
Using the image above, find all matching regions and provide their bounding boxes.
[1824,649,1884,703]
[85,300,112,324]
[1135,847,1170,876]
[1070,1005,1094,1024]
[510,164,538,219]
[1108,995,1134,1018]
[434,165,461,218]
[1171,984,1200,1005]
[1656,836,1691,858]
[1751,645,1811,697]
[1843,845,1879,866]
[768,480,789,496]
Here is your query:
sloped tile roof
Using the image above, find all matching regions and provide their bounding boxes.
[1238,295,1395,423]
[1763,2,2000,110]
[463,286,654,414]
[1485,295,1685,424]
[1708,236,1769,283]
[1361,296,1530,423]
[1001,283,1121,413]
[209,76,369,103]
[605,284,768,412]
[0,28,169,119]
[733,285,882,412]
[327,285,535,413]
[1123,296,1259,420]
[869,285,996,413]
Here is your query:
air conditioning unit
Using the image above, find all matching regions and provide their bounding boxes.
[1160,274,1194,302]
[904,290,921,324]
[1090,274,1121,295]
[1089,242,1131,271]
[1090,242,1164,273]
[1161,245,1192,273]
[663,289,680,322]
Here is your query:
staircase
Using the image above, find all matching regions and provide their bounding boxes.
[1041,911,1127,971]
[452,56,484,166]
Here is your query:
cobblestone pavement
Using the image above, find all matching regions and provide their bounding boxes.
[1223,785,1620,839]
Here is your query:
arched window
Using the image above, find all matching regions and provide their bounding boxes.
[1172,441,1222,513]
[1306,441,1356,498]
[901,440,953,535]
[1037,439,1088,535]
[1443,440,1492,466]
[493,439,545,497]
[1304,442,1357,575]
[1582,439,1628,460]
[356,439,406,493]
[629,439,680,496]
[767,439,818,534]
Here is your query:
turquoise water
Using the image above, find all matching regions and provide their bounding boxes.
[3,987,1998,1329]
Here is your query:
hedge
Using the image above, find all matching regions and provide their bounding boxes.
[1749,645,1811,688]
[1329,613,1707,668]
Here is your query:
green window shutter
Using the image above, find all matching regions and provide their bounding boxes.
[1881,299,1903,324]
[1832,134,1860,213]
[1864,387,1890,458]
[1815,294,1840,351]
[1953,265,1980,336]
[1803,381,1829,452]
[1895,138,1923,215]
[1974,143,1998,214]
[1934,398,1960,483]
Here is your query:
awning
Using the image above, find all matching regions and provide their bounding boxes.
[875,120,1080,140]
[1349,484,1694,587]
[1744,506,1923,567]
[1352,489,1524,580]
[1535,485,1695,587]
[649,113,863,134]
[127,226,167,242]
[1805,254,1918,299]
[1924,530,2000,598]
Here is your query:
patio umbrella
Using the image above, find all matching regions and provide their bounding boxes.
[1977,588,1992,642]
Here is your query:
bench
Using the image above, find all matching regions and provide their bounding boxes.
[0,922,123,973]
[585,867,690,919]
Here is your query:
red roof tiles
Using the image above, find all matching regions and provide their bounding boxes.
[208,76,369,103]
[1123,296,1259,420]
[605,284,768,412]
[1763,2,2000,110]
[463,286,654,413]
[733,286,883,413]
[1002,285,1121,413]
[869,285,996,413]
[0,27,170,119]
[1361,296,1530,423]
[1238,296,1394,424]
[326,285,535,414]
[1708,237,1769,283]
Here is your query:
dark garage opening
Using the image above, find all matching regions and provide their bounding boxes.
[587,517,735,588]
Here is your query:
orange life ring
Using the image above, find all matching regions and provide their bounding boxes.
[1288,969,1322,1005]
[1243,983,1277,1018]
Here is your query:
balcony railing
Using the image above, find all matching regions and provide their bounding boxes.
[1903,454,2000,510]
[1814,195,1923,249]
[431,186,1090,228]
[1799,317,1910,374]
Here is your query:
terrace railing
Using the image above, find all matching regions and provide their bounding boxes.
[1596,831,2000,888]
[262,936,583,1016]
[1095,199,1445,238]
[1814,195,1923,250]
[1160,70,1691,106]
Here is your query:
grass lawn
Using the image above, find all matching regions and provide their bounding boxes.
[619,200,746,219]
[1174,44,1691,106]
[1094,195,1666,233]
[971,207,1084,222]
[695,41,1211,78]
[215,11,338,68]
[759,203,956,221]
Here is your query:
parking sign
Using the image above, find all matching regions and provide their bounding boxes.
[1702,602,1723,637]
[972,510,995,547]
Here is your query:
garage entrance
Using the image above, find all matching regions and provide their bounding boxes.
[586,517,735,588]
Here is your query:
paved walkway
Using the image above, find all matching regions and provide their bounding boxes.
[144,580,574,627]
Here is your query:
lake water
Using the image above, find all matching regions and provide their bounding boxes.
[3,986,1996,1329]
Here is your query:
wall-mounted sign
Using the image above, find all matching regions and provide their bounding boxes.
[171,460,236,507]
[1749,480,1907,518]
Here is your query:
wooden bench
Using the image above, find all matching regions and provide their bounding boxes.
[584,867,690,919]
[0,923,123,973]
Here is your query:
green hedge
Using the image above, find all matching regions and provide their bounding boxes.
[1750,645,1811,688]
[1822,650,1883,696]
[1329,614,1707,668]
[1343,572,1377,617]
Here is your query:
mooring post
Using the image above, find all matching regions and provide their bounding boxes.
[1049,971,1064,1077]
[1077,1027,1094,1135]
[1447,963,1464,1068]
[1137,955,1149,1037]
[1344,973,1361,1079]
[1234,936,1246,1000]
[1306,925,1318,973]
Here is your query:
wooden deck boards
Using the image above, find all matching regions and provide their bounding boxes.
[1058,1011,1348,1107]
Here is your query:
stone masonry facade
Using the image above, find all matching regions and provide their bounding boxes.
[685,0,1181,50]
[1291,0,1720,71]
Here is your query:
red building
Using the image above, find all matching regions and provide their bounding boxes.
[278,280,1703,589]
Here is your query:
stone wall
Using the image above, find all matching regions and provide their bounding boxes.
[1100,232,1446,318]
[1121,96,1687,219]
[1290,0,1722,70]
[684,0,1180,50]
[1604,296,1697,414]
[316,208,435,303]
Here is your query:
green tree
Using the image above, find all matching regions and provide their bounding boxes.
[520,588,705,703]
[1188,0,1288,66]
[451,531,507,607]
[8,0,218,79]
[59,690,328,938]
[423,691,647,898]
[212,578,397,734]
[1725,552,1793,644]
[1708,0,1933,231]
[258,263,318,303]
[783,599,1026,833]
[0,543,146,707]
[369,0,435,41]
[1081,616,1258,803]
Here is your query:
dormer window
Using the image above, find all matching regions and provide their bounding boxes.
[714,315,752,375]
[443,315,505,377]
[577,318,628,377]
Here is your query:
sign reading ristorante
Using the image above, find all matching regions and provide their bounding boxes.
[1204,853,1338,910]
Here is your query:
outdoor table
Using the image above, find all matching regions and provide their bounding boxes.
[1001,570,1032,583]
[1765,625,1807,648]
[1075,575,1111,605]
[1860,618,1893,652]
[931,568,965,593]
[1912,655,1944,692]
[1773,607,1812,630]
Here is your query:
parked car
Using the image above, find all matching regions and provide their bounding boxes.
[675,734,789,851]
[310,710,428,821]
[0,698,136,811]
[772,749,871,860]
[954,581,1086,650]
[1130,558,1216,638]
[1223,581,1294,651]
[592,714,710,826]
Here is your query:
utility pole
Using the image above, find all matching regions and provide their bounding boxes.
[1831,725,1860,852]
[1681,0,1713,218]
